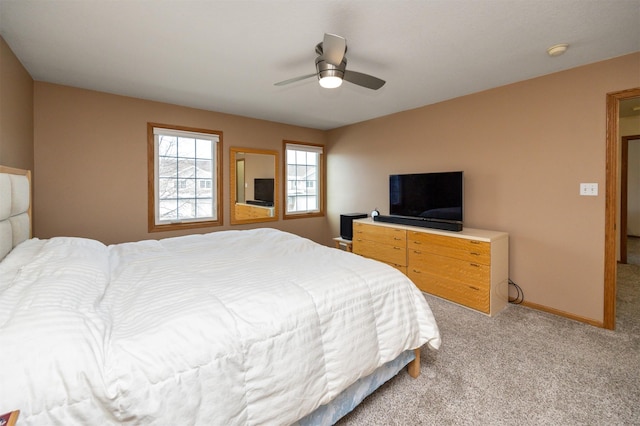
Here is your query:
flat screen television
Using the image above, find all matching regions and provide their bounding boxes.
[385,171,463,231]
[254,178,274,205]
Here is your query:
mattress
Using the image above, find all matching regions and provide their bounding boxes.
[0,228,440,424]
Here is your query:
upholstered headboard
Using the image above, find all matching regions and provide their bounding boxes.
[0,166,32,260]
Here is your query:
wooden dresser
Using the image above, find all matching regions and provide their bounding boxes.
[234,203,275,220]
[352,218,509,316]
[351,221,408,274]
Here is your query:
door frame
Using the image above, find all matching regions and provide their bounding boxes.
[604,87,640,330]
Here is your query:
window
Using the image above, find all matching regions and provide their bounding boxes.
[284,141,325,218]
[148,123,222,232]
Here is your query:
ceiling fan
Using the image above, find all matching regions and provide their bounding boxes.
[274,33,386,90]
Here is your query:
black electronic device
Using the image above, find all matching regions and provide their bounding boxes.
[340,213,368,240]
[386,171,463,232]
[254,178,274,204]
[374,214,463,231]
[246,199,274,207]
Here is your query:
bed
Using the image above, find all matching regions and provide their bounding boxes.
[0,165,441,425]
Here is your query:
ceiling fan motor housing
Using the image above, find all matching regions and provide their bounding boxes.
[315,56,347,80]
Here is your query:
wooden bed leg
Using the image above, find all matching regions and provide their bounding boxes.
[407,348,421,378]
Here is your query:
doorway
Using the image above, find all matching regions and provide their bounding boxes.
[620,134,640,265]
[604,88,640,330]
[236,158,246,203]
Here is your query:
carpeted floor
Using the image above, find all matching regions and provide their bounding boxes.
[338,263,640,425]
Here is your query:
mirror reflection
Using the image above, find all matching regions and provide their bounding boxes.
[230,147,279,225]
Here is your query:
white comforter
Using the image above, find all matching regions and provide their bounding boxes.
[0,228,440,425]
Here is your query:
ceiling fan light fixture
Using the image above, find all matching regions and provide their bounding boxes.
[319,75,343,88]
[316,56,346,89]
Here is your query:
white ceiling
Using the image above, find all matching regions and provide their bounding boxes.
[1,0,639,130]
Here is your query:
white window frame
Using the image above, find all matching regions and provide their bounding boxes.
[284,141,325,218]
[148,123,223,232]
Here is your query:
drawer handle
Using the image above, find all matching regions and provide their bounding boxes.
[470,263,480,267]
[412,269,421,274]
[413,241,421,245]
[470,241,481,245]
[413,250,422,254]
[393,237,402,240]
[468,285,480,291]
[470,252,480,256]
[393,246,401,250]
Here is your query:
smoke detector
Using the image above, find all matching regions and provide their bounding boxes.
[547,44,569,57]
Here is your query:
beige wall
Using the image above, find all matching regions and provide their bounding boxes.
[0,36,33,170]
[240,153,275,202]
[621,115,640,136]
[33,83,327,244]
[327,53,640,324]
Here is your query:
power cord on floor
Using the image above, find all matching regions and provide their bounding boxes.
[508,278,524,304]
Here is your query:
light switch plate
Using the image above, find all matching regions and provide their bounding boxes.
[580,183,598,196]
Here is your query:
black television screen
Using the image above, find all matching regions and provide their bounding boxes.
[389,171,463,223]
[254,178,274,203]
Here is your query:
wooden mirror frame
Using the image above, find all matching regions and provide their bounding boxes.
[230,147,279,225]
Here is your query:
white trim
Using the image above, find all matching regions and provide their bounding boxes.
[154,127,220,142]
[153,130,218,225]
[285,143,323,154]
[285,144,322,215]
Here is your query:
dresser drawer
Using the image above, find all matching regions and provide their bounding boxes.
[408,251,490,287]
[388,264,408,275]
[353,238,407,266]
[354,222,407,245]
[408,232,490,265]
[235,204,273,220]
[408,270,490,314]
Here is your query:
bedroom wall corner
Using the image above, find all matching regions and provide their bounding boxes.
[0,35,34,172]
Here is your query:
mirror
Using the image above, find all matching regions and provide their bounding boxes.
[230,147,279,225]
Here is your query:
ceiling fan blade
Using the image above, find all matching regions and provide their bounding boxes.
[322,33,346,66]
[343,70,386,90]
[274,73,317,86]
